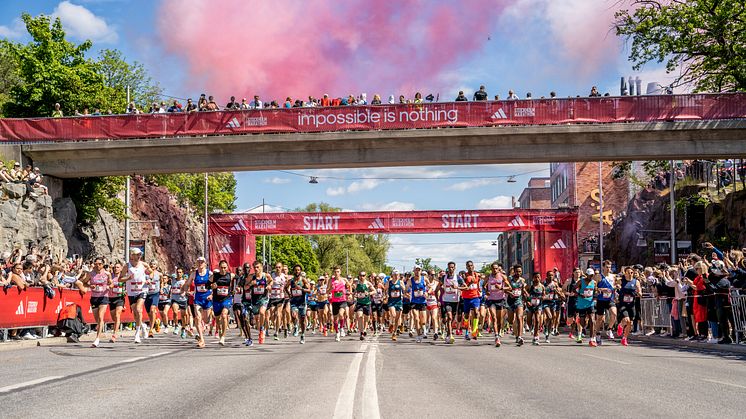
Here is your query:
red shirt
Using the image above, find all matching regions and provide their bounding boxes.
[462,272,480,299]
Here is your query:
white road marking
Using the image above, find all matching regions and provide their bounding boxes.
[583,354,631,365]
[362,339,381,419]
[0,376,64,394]
[333,342,367,419]
[147,351,172,358]
[702,379,746,390]
[120,357,146,364]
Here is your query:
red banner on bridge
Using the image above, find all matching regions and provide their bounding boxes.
[1,94,745,142]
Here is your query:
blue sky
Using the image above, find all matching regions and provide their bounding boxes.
[0,1,679,269]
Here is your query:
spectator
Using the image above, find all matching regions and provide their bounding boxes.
[167,100,182,112]
[0,163,13,183]
[225,96,239,110]
[526,92,533,99]
[250,95,263,109]
[30,167,48,195]
[198,94,208,111]
[387,95,395,104]
[371,94,382,105]
[9,162,22,181]
[413,92,423,104]
[149,102,160,113]
[92,108,101,116]
[284,97,293,108]
[306,96,317,107]
[398,95,406,104]
[454,91,468,101]
[473,85,488,101]
[51,103,64,118]
[126,102,140,114]
[358,93,368,105]
[589,86,601,97]
[506,90,519,100]
[494,94,500,101]
[185,98,197,113]
[550,91,557,98]
[240,98,250,109]
[206,96,219,111]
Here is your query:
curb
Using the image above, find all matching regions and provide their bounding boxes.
[0,329,139,352]
[631,335,746,355]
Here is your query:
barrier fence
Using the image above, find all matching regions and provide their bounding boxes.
[731,290,746,344]
[1,93,745,142]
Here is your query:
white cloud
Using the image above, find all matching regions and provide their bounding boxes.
[445,178,500,191]
[241,204,286,213]
[359,201,416,211]
[263,177,291,185]
[477,195,513,209]
[52,1,118,44]
[325,186,346,196]
[0,18,25,39]
[326,178,382,196]
[386,234,499,269]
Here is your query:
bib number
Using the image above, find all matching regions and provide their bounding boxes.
[292,289,303,297]
[623,294,634,303]
[602,290,612,298]
[468,283,478,290]
[171,288,181,295]
[253,286,265,294]
[333,291,344,298]
[531,298,541,306]
[196,285,208,293]
[583,289,593,298]
[216,286,229,296]
[414,290,424,298]
[356,292,367,299]
[512,289,522,297]
[391,291,401,298]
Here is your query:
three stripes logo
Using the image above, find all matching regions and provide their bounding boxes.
[550,239,567,249]
[507,215,525,227]
[230,219,249,231]
[368,217,385,229]
[225,117,241,128]
[219,244,234,254]
[491,108,508,120]
[15,301,24,315]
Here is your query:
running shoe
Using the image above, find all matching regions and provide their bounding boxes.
[617,324,623,337]
[259,330,265,344]
[284,329,288,339]
[147,330,154,339]
[495,337,501,347]
[621,337,628,346]
[589,338,598,347]
[173,326,180,335]
[340,328,346,337]
[568,332,575,340]
[154,319,161,333]
[597,336,603,346]
[109,335,117,343]
[323,328,328,337]
[532,337,539,346]
[300,335,305,344]
[607,330,614,339]
[517,337,524,346]
[243,338,250,346]
[134,335,142,344]
[416,335,422,343]
[293,327,299,337]
[392,334,398,341]
[91,338,100,348]
[335,332,341,342]
[545,335,550,344]
[247,338,254,347]
[360,335,365,341]
[449,335,455,344]
[409,331,414,338]
[575,336,583,344]
[433,333,439,341]
[273,332,279,341]
[219,337,226,346]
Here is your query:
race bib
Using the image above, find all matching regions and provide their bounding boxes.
[602,290,612,298]
[333,291,344,298]
[93,285,105,292]
[468,283,478,290]
[583,289,593,298]
[489,284,498,291]
[512,289,522,297]
[270,288,281,298]
[623,294,634,303]
[391,291,401,298]
[253,286,265,294]
[531,298,541,306]
[427,297,438,307]
[292,289,303,297]
[414,290,424,297]
[356,292,367,299]
[159,293,169,301]
[319,286,327,294]
[548,293,555,300]
[171,288,181,295]
[112,285,123,293]
[216,286,229,296]
[196,285,208,293]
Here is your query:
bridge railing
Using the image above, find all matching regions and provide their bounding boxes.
[1,93,745,142]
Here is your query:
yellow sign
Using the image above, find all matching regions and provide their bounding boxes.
[589,189,613,226]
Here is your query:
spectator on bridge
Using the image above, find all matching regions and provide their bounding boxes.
[454,91,468,101]
[319,94,330,107]
[306,96,318,107]
[206,96,219,111]
[185,98,197,112]
[284,97,293,108]
[413,92,423,104]
[240,98,250,109]
[494,94,500,100]
[167,100,182,112]
[526,92,533,99]
[250,95,263,109]
[589,86,601,97]
[371,94,382,105]
[225,96,240,110]
[51,103,64,118]
[126,102,140,114]
[473,85,488,101]
[506,90,519,100]
[358,93,368,105]
[398,95,407,104]
[550,91,557,98]
[388,95,395,104]
[198,94,208,111]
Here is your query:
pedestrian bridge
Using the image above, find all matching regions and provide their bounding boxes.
[1,94,744,177]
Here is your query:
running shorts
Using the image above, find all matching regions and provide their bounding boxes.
[486,300,508,310]
[331,301,348,315]
[108,296,125,310]
[90,296,109,309]
[127,293,146,309]
[212,298,233,315]
[463,297,481,313]
[410,303,426,312]
[595,299,615,314]
[617,303,636,322]
[356,304,371,316]
[144,292,160,312]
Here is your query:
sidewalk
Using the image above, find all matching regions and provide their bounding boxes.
[631,333,746,355]
[0,329,138,352]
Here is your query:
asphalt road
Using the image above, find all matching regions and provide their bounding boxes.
[1,330,745,418]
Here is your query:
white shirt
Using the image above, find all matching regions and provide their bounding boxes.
[126,262,147,296]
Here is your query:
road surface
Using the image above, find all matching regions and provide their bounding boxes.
[1,331,745,418]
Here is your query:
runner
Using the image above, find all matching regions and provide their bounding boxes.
[575,268,598,347]
[595,260,617,345]
[169,268,189,339]
[425,271,441,340]
[144,261,163,338]
[542,270,563,342]
[329,267,350,342]
[459,261,481,342]
[269,262,287,340]
[307,280,318,334]
[616,266,642,347]
[408,266,428,343]
[385,270,405,341]
[157,270,172,333]
[233,264,251,344]
[485,262,510,347]
[248,260,272,345]
[85,257,112,348]
[507,265,527,346]
[107,262,126,343]
[353,271,374,341]
[286,264,311,344]
[371,275,385,336]
[564,268,582,339]
[316,274,330,336]
[440,262,461,344]
[402,272,413,337]
[124,247,150,344]
[210,260,234,346]
[526,273,545,345]
[181,256,212,348]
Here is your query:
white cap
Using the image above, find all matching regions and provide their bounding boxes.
[129,247,142,255]
[392,269,399,275]
[196,256,206,262]
[378,273,385,278]
[585,268,595,276]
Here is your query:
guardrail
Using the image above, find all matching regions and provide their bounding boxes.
[640,297,672,331]
[731,290,746,344]
[1,93,745,142]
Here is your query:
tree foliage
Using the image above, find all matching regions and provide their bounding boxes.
[414,257,441,272]
[95,49,162,112]
[63,176,126,221]
[615,0,746,92]
[148,173,237,214]
[255,236,320,277]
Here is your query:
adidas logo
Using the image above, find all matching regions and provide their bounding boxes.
[508,215,525,227]
[230,219,249,231]
[246,244,252,254]
[225,117,241,128]
[491,109,508,119]
[368,218,385,229]
[54,301,62,314]
[219,244,234,254]
[550,239,567,249]
[15,301,24,315]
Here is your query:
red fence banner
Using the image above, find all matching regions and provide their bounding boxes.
[1,94,745,142]
[209,209,578,279]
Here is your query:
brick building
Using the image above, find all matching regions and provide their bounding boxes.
[549,162,631,268]
[499,177,550,276]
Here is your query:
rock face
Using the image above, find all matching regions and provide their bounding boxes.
[0,183,67,260]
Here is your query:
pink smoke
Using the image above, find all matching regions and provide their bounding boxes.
[156,0,516,101]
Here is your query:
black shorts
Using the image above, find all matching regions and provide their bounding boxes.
[268,298,285,308]
[232,303,244,311]
[108,296,125,310]
[128,293,145,308]
[576,306,594,317]
[356,304,371,316]
[90,296,109,309]
[595,299,615,314]
[171,300,188,310]
[410,303,426,312]
[157,301,171,310]
[442,301,460,316]
[617,304,636,322]
[402,302,412,315]
[371,303,384,314]
[331,301,348,315]
[566,297,577,318]
[486,300,508,310]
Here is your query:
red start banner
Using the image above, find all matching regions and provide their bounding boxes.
[208,209,578,279]
[1,94,744,142]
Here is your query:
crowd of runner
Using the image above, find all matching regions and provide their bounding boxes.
[32,242,743,349]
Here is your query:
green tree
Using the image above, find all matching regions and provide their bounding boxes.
[414,257,441,272]
[615,0,746,92]
[95,49,162,112]
[63,176,126,221]
[149,173,237,213]
[255,236,320,277]
[0,43,21,116]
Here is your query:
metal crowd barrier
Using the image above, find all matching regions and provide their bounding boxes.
[730,290,746,345]
[640,297,672,331]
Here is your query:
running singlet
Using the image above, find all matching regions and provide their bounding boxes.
[410,277,427,304]
[289,277,305,300]
[529,284,544,307]
[355,282,371,305]
[212,271,232,301]
[461,272,480,299]
[316,282,328,302]
[171,278,187,302]
[426,283,438,309]
[194,269,211,297]
[126,263,147,296]
[619,278,637,304]
[89,271,109,298]
[509,278,524,301]
[372,287,384,304]
[159,284,171,301]
[544,281,557,301]
[270,273,286,299]
[251,274,268,304]
[576,280,595,309]
[597,275,614,301]
[330,279,347,303]
[109,274,125,298]
[388,280,403,301]
[442,273,460,302]
[487,274,506,301]
[146,271,161,295]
